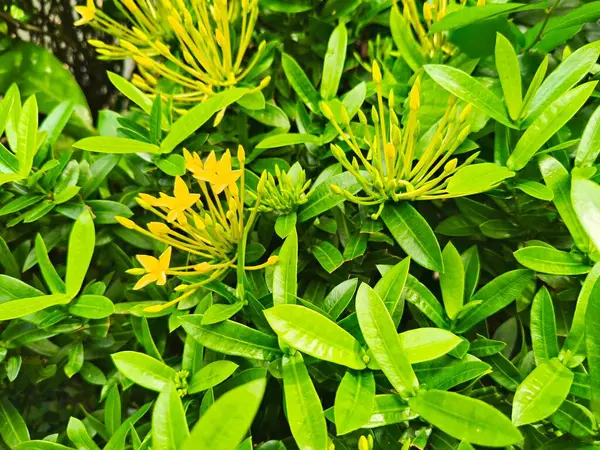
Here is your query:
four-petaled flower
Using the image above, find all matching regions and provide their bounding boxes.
[156,176,200,224]
[184,149,241,195]
[74,0,96,26]
[134,247,172,290]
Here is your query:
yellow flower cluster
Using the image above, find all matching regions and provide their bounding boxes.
[116,146,277,311]
[323,61,476,219]
[75,0,269,108]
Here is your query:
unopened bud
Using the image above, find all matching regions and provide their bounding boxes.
[330,184,343,194]
[148,222,171,235]
[423,2,433,21]
[126,268,145,275]
[237,145,246,163]
[459,104,472,122]
[372,60,382,83]
[444,159,458,173]
[116,216,136,229]
[358,109,368,125]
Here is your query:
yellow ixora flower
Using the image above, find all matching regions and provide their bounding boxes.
[116,145,278,312]
[128,246,172,290]
[74,0,96,26]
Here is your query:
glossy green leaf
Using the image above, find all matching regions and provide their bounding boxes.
[514,246,591,275]
[531,287,559,364]
[512,358,573,426]
[112,351,175,392]
[585,274,600,418]
[381,202,443,272]
[323,278,358,321]
[409,389,521,446]
[540,155,591,252]
[572,176,600,252]
[507,82,597,171]
[440,242,464,320]
[495,33,522,120]
[68,295,114,319]
[256,133,321,149]
[454,269,533,333]
[374,257,410,318]
[321,23,347,100]
[0,293,70,321]
[403,274,449,329]
[104,385,121,436]
[0,398,30,447]
[265,304,366,369]
[281,53,321,114]
[65,210,95,298]
[188,361,238,394]
[67,417,100,450]
[273,229,297,305]
[64,341,84,378]
[390,8,425,72]
[424,65,513,128]
[282,353,327,450]
[183,378,265,450]
[298,171,362,222]
[34,234,65,294]
[201,302,244,325]
[575,104,600,167]
[334,370,375,435]
[515,180,554,201]
[356,283,419,397]
[524,41,600,121]
[152,383,189,450]
[311,241,344,273]
[73,136,161,154]
[274,212,296,238]
[550,400,596,438]
[160,88,247,153]
[398,328,462,364]
[180,315,282,361]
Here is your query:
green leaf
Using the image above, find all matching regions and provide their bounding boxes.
[398,328,462,364]
[15,442,74,449]
[381,202,443,272]
[311,241,344,273]
[586,271,600,418]
[562,262,600,360]
[408,390,522,446]
[274,212,296,238]
[507,82,597,171]
[323,278,359,321]
[446,163,515,196]
[469,337,506,357]
[512,358,573,426]
[111,351,175,392]
[356,283,419,397]
[64,341,84,378]
[334,370,375,435]
[281,53,321,114]
[188,361,238,394]
[572,175,600,252]
[152,383,189,450]
[298,171,362,222]
[73,136,161,154]
[104,385,121,436]
[34,234,65,294]
[461,246,480,303]
[551,400,596,438]
[430,2,547,33]
[161,88,247,153]
[68,295,115,319]
[0,398,30,447]
[16,95,38,178]
[515,180,554,201]
[575,104,600,167]
[424,65,513,128]
[67,417,100,450]
[390,8,425,72]
[524,41,600,122]
[264,304,367,369]
[0,293,70,320]
[440,242,464,320]
[403,274,449,329]
[540,155,591,253]
[495,33,522,121]
[65,209,95,298]
[531,287,559,365]
[321,23,347,100]
[514,246,591,275]
[104,403,151,450]
[273,229,297,305]
[282,353,328,450]
[256,133,321,149]
[201,303,244,325]
[180,315,282,361]
[155,154,186,176]
[183,378,266,450]
[454,270,533,333]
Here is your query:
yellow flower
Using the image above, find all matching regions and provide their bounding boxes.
[74,0,96,26]
[134,247,172,290]
[184,150,241,195]
[156,176,200,224]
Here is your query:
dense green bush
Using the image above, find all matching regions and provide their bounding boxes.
[1,0,600,448]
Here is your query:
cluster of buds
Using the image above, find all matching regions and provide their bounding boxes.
[248,164,311,215]
[116,146,277,312]
[395,0,484,61]
[75,0,269,109]
[323,61,476,219]
[173,370,189,397]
